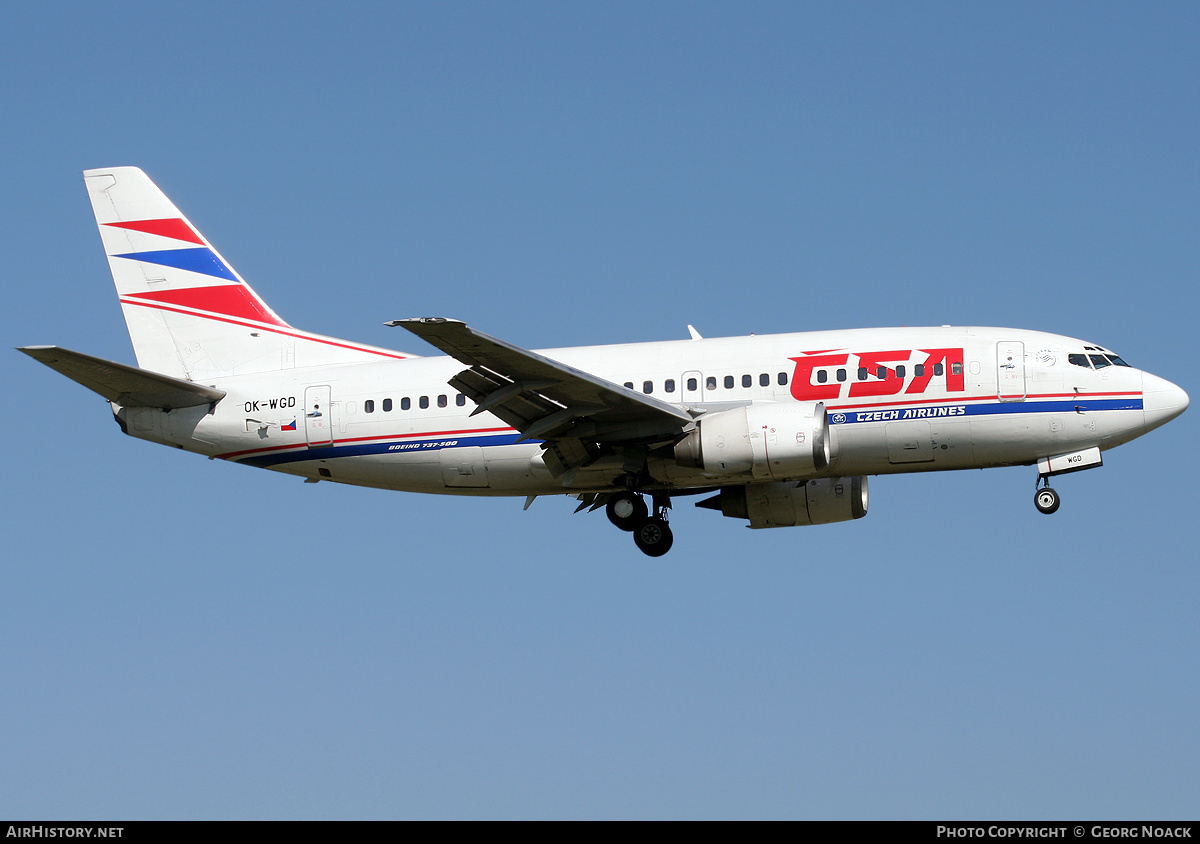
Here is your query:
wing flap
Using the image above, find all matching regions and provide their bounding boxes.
[449,366,564,433]
[19,345,226,409]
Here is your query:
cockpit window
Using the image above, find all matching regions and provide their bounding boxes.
[1068,354,1091,368]
[1106,355,1131,367]
[1089,354,1112,369]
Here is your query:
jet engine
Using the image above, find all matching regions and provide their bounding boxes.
[674,402,831,480]
[697,477,869,528]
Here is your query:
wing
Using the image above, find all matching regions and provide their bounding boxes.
[388,318,694,477]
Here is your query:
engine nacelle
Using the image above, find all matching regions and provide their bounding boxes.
[698,477,869,528]
[674,402,831,480]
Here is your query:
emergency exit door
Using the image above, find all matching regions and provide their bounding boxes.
[681,370,704,404]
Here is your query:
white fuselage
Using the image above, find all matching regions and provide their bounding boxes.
[116,325,1182,497]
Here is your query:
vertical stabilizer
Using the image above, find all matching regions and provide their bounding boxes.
[84,167,412,379]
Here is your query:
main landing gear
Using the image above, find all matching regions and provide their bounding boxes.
[1034,476,1061,515]
[606,491,647,531]
[606,491,673,557]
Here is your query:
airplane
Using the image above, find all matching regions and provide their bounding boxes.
[20,167,1190,556]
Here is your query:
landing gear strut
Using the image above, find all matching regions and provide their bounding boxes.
[1034,476,1060,515]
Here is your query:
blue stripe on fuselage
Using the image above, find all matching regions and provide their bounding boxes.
[236,431,525,468]
[828,396,1142,425]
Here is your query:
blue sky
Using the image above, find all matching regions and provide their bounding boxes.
[2,2,1197,819]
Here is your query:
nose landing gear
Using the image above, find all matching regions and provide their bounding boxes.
[1034,476,1060,515]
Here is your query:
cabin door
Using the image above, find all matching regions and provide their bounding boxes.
[997,341,1026,401]
[304,385,334,447]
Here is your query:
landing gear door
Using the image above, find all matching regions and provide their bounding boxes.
[997,341,1026,401]
[304,385,334,447]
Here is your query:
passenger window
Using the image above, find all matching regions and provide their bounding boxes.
[724,376,734,389]
[364,400,375,413]
[817,370,828,384]
[686,378,697,391]
[1089,354,1112,369]
[706,376,717,390]
[456,394,466,406]
[643,381,653,394]
[742,375,752,388]
[837,369,847,382]
[664,379,676,393]
[419,396,429,409]
[758,373,769,387]
[933,363,944,376]
[777,372,788,385]
[915,364,925,377]
[438,395,448,407]
[857,367,868,381]
[895,365,905,379]
[401,397,411,411]
[383,398,392,412]
[951,362,963,375]
[876,367,887,379]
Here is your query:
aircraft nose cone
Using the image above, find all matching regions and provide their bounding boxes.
[1142,372,1189,432]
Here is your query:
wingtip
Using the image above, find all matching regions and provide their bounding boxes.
[16,345,58,357]
[385,317,462,326]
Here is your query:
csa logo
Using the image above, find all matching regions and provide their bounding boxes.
[790,348,966,402]
[831,412,848,424]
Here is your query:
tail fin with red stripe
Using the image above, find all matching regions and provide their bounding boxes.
[84,167,413,379]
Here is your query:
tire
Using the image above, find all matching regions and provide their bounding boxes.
[633,517,674,557]
[606,492,648,531]
[1034,487,1060,515]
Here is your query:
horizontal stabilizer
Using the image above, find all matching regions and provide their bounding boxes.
[18,345,226,409]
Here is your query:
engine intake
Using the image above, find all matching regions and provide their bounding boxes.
[697,477,869,528]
